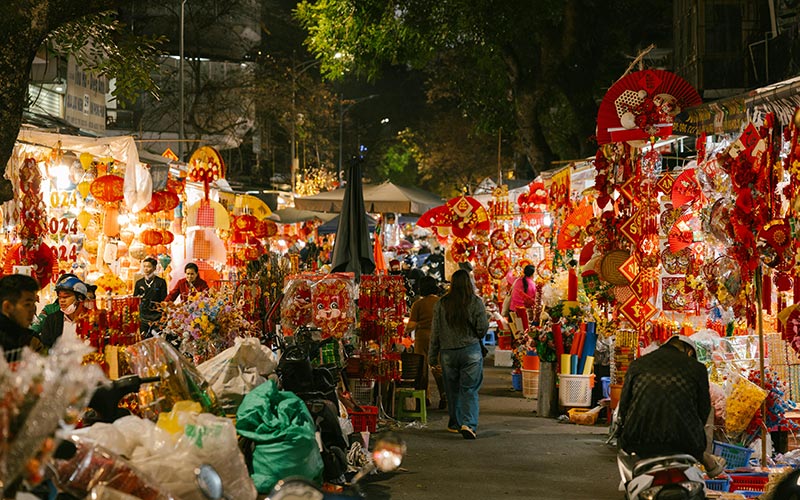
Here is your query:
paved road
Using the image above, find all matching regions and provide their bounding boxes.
[361,353,622,499]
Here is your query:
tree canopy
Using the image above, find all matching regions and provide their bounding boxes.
[296,0,672,176]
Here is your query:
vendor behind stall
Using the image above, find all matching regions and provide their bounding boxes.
[166,262,209,303]
[134,257,168,333]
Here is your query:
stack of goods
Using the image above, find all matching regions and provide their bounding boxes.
[611,328,637,385]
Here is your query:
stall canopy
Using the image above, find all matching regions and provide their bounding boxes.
[318,213,377,235]
[293,181,443,215]
[273,207,337,224]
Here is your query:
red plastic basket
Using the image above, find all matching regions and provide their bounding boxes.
[728,473,769,493]
[348,405,378,433]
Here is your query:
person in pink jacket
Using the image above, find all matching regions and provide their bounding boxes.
[509,264,537,312]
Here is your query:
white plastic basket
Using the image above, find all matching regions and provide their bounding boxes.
[558,374,593,407]
[494,349,513,367]
[522,369,539,399]
[349,378,375,405]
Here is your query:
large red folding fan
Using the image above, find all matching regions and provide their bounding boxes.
[596,69,702,145]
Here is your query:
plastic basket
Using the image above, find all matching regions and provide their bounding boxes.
[559,374,593,407]
[522,369,539,399]
[713,441,755,469]
[567,408,599,425]
[348,379,375,405]
[733,491,762,498]
[728,473,769,493]
[704,478,730,492]
[348,405,378,433]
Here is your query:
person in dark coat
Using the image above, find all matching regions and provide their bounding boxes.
[0,274,44,360]
[134,257,168,334]
[618,335,724,476]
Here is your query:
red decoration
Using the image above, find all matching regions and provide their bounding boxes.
[671,169,701,208]
[233,214,257,232]
[3,242,57,286]
[90,175,125,204]
[140,229,163,246]
[159,230,175,245]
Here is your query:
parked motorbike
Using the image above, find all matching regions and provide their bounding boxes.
[266,433,407,499]
[617,450,706,500]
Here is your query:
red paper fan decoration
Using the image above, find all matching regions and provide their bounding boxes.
[671,169,701,208]
[446,196,489,240]
[417,205,450,229]
[758,218,792,268]
[668,213,699,253]
[557,202,593,249]
[596,69,702,145]
[90,175,125,204]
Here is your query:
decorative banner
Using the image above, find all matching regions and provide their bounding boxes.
[662,277,691,312]
[619,210,643,245]
[445,195,490,240]
[618,255,640,284]
[656,172,675,195]
[617,175,640,204]
[619,295,658,326]
[514,227,534,249]
[548,168,571,212]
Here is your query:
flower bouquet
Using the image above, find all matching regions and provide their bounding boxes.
[95,273,128,296]
[159,285,259,364]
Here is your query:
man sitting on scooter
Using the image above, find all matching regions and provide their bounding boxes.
[617,335,725,477]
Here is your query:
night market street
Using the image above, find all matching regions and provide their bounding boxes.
[361,350,621,500]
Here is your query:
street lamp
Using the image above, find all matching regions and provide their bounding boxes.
[290,56,323,194]
[338,94,379,184]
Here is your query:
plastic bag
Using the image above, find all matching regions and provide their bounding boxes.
[125,337,221,419]
[725,371,768,433]
[197,337,277,414]
[52,439,176,500]
[236,379,324,493]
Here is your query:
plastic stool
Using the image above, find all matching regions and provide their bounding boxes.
[394,388,427,423]
[483,330,497,346]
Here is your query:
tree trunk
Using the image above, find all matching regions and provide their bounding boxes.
[514,85,554,176]
[0,0,130,201]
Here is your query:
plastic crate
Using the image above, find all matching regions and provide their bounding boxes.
[733,491,762,498]
[522,369,539,399]
[348,405,378,433]
[712,441,755,469]
[559,374,594,407]
[728,473,769,493]
[348,379,375,405]
[704,478,730,492]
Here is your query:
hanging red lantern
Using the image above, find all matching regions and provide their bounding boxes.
[252,220,267,238]
[159,230,175,245]
[161,191,180,211]
[90,175,125,204]
[142,192,165,213]
[244,245,260,261]
[103,206,121,237]
[140,229,163,246]
[233,214,257,232]
[231,230,247,244]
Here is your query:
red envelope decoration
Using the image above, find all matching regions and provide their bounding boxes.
[619,295,658,326]
[618,255,640,283]
[656,172,675,195]
[671,169,701,208]
[619,210,643,245]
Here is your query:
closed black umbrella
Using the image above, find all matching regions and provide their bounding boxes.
[331,157,375,278]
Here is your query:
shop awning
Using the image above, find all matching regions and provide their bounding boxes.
[293,181,443,215]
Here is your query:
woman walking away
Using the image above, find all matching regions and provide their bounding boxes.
[407,275,446,409]
[430,269,488,439]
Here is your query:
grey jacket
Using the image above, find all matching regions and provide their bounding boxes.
[429,295,488,363]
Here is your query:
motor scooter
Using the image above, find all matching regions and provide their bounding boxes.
[617,450,706,500]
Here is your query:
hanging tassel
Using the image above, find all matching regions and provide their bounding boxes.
[763,273,773,315]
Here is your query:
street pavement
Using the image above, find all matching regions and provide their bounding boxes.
[361,350,622,499]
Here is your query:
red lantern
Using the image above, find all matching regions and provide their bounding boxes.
[161,191,180,211]
[167,177,186,195]
[234,214,257,232]
[142,192,165,213]
[231,230,247,244]
[159,230,175,245]
[90,175,125,204]
[252,220,267,238]
[140,229,163,246]
[244,245,260,261]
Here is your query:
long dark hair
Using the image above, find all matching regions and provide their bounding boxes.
[441,269,474,330]
[522,265,535,293]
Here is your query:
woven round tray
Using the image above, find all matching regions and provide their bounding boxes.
[600,249,631,285]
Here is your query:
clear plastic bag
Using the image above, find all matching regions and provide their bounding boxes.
[724,370,768,434]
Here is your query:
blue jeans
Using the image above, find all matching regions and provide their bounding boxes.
[441,342,483,431]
